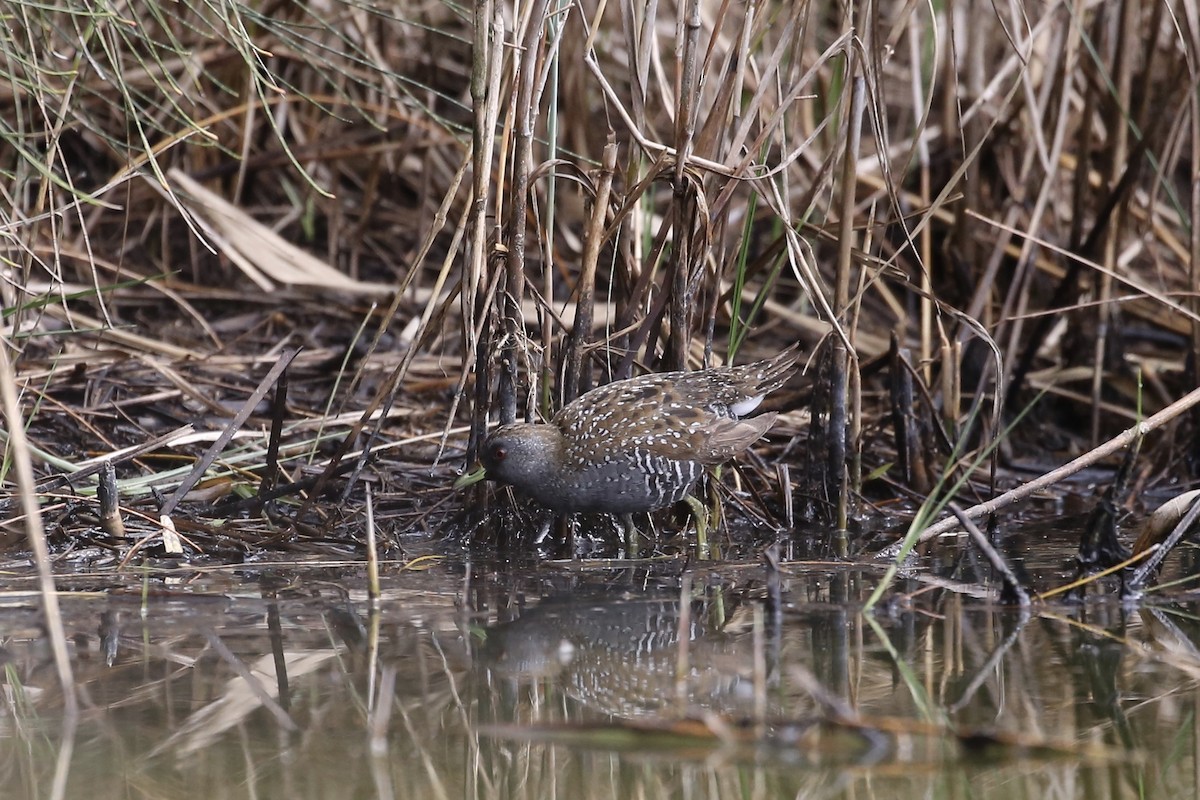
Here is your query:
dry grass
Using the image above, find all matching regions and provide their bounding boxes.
[1,0,1198,551]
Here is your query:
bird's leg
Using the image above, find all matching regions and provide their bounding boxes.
[684,493,710,558]
[534,513,554,545]
[620,513,637,558]
[707,468,725,558]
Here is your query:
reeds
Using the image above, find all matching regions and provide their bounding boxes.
[0,0,1197,548]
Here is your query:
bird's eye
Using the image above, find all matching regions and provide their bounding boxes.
[492,446,507,462]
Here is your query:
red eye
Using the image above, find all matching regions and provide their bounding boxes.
[493,446,507,462]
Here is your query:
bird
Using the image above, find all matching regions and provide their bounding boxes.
[468,345,799,515]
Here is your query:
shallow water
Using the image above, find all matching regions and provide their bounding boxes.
[2,532,1199,800]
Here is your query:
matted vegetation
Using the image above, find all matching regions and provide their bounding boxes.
[1,0,1199,565]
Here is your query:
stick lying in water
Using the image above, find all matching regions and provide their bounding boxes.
[902,383,1200,549]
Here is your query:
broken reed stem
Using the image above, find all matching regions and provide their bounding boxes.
[365,483,380,603]
[831,73,866,542]
[1193,66,1200,441]
[97,460,127,538]
[464,0,504,459]
[499,0,552,424]
[666,0,702,370]
[165,348,298,517]
[539,7,563,420]
[563,139,617,404]
[0,339,77,719]
[1091,0,1139,446]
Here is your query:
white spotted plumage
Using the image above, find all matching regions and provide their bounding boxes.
[480,345,799,513]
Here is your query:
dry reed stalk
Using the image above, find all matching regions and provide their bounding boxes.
[0,339,76,717]
[0,0,1197,546]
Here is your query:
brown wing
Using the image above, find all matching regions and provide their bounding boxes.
[664,344,800,412]
[553,366,785,467]
[553,373,694,462]
[694,412,778,463]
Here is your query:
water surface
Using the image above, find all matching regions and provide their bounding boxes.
[2,532,1198,799]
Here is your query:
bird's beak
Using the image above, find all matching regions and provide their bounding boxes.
[453,465,487,489]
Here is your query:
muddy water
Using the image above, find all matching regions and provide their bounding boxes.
[1,535,1198,799]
